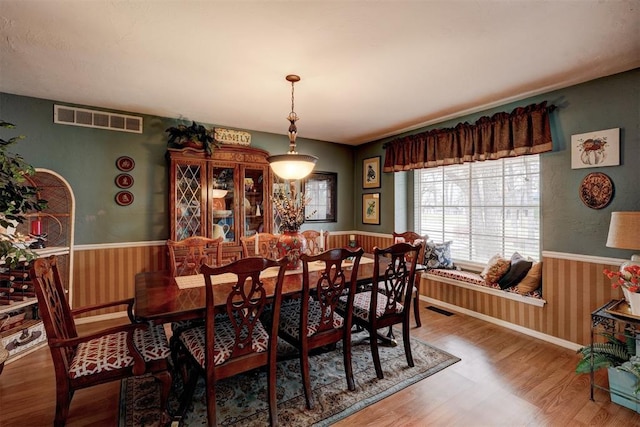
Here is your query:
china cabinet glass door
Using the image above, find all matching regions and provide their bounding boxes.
[243,166,267,238]
[210,166,235,243]
[174,161,206,240]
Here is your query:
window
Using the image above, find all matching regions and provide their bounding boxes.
[302,172,337,222]
[414,155,540,264]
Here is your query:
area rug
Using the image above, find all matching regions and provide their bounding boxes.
[119,331,460,426]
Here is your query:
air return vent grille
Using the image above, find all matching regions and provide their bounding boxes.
[54,105,143,133]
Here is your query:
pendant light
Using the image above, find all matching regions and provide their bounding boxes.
[267,74,317,180]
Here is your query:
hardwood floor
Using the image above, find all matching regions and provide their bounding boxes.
[1,301,639,426]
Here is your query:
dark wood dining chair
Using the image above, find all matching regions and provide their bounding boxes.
[277,247,364,409]
[167,236,224,277]
[175,256,288,426]
[240,232,279,258]
[339,242,422,379]
[301,229,330,255]
[166,236,225,347]
[392,231,428,327]
[30,256,172,427]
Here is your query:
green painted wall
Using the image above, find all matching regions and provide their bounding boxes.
[0,93,356,244]
[361,68,640,260]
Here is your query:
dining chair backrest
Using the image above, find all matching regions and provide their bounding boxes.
[240,232,279,258]
[302,230,329,256]
[372,242,422,316]
[30,256,77,368]
[391,231,427,328]
[300,247,364,338]
[392,231,427,265]
[201,257,287,361]
[167,236,223,277]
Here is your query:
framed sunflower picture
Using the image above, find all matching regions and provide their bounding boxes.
[362,193,380,225]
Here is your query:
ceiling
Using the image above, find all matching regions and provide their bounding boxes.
[1,1,638,146]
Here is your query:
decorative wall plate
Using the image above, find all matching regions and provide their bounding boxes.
[115,191,134,206]
[579,172,613,209]
[116,156,135,172]
[115,173,134,189]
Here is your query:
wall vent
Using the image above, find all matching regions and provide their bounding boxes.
[54,105,143,134]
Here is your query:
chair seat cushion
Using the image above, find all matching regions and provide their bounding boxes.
[339,291,404,322]
[68,324,170,379]
[279,299,344,339]
[178,317,269,368]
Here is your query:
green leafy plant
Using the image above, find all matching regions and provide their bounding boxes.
[616,355,640,393]
[576,332,635,374]
[165,121,220,155]
[0,120,47,267]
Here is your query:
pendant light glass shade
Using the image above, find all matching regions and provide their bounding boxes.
[267,153,317,180]
[268,74,317,180]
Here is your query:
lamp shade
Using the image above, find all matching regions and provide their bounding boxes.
[267,153,318,180]
[606,211,640,250]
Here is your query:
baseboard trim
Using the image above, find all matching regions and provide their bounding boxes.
[420,295,582,351]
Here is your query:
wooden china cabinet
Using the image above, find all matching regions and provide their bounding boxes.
[168,145,273,263]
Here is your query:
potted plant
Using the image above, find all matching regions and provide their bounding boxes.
[0,120,47,267]
[165,121,219,155]
[576,332,640,412]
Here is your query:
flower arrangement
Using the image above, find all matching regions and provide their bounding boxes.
[604,264,640,293]
[271,184,314,232]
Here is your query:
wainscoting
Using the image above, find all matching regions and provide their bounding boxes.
[421,252,624,348]
[71,235,624,348]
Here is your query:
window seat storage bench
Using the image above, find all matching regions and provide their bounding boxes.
[421,269,545,308]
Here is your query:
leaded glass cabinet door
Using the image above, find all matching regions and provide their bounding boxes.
[169,154,207,240]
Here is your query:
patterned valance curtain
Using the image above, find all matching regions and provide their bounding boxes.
[383,102,555,172]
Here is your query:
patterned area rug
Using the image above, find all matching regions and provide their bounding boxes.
[119,331,460,426]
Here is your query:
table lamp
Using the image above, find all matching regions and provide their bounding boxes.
[606,211,640,269]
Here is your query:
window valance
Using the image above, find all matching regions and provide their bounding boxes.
[382,102,555,172]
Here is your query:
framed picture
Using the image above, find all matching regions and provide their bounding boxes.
[362,193,380,225]
[302,172,337,222]
[571,128,620,169]
[363,156,381,189]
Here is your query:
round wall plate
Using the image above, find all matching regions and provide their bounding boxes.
[116,156,135,172]
[115,173,134,189]
[579,172,613,209]
[115,191,134,206]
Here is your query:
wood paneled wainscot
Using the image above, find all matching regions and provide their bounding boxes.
[71,236,623,350]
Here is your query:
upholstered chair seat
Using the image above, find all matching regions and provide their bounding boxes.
[339,292,405,323]
[69,324,170,379]
[279,299,345,339]
[178,317,270,368]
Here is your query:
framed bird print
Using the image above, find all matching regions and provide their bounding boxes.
[363,156,381,189]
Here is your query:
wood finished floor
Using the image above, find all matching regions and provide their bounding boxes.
[1,300,639,426]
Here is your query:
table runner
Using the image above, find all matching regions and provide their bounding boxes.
[175,257,374,290]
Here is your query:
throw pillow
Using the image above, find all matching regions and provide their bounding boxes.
[515,261,542,294]
[483,258,511,284]
[423,240,454,269]
[497,252,533,289]
[480,253,503,278]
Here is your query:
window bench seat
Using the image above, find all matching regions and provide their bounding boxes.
[422,269,546,307]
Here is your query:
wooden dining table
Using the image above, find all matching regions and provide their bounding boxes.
[133,257,380,325]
